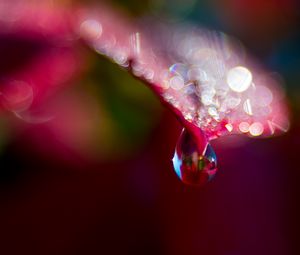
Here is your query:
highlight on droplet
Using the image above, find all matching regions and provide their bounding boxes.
[249,122,264,136]
[227,66,252,92]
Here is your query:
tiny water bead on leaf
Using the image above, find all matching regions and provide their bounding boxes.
[173,129,217,186]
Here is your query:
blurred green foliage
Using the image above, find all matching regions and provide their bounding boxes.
[79,48,162,159]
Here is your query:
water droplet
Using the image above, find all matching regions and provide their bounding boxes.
[172,128,217,185]
[170,75,185,90]
[169,63,188,79]
[227,66,252,92]
[80,19,102,41]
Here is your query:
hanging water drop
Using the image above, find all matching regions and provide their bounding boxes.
[172,128,217,185]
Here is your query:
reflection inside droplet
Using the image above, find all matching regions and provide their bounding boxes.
[172,128,217,185]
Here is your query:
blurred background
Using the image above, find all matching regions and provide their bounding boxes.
[0,0,300,254]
